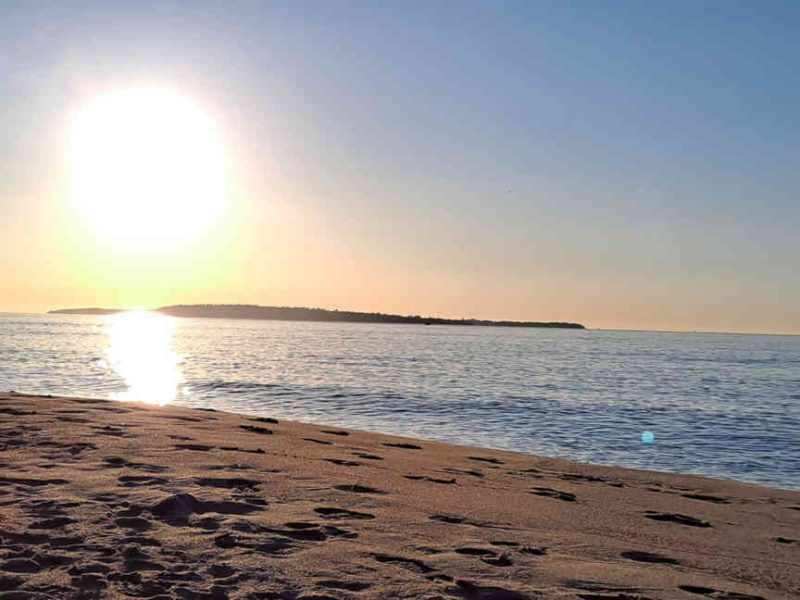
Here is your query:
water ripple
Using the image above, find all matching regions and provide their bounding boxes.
[1,313,798,490]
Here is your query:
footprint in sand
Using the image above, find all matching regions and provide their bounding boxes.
[55,415,90,424]
[428,514,504,530]
[120,545,165,572]
[91,492,126,504]
[454,579,530,599]
[149,493,265,526]
[31,553,72,568]
[28,517,74,529]
[0,407,36,416]
[316,580,372,591]
[372,553,433,574]
[239,425,273,435]
[0,475,68,487]
[216,531,302,556]
[25,498,81,516]
[120,535,161,548]
[443,467,484,478]
[303,438,334,446]
[334,484,387,494]
[116,506,145,519]
[430,514,466,524]
[467,456,504,465]
[172,443,215,452]
[219,446,265,454]
[404,474,457,484]
[71,573,108,592]
[37,534,79,549]
[353,452,383,460]
[558,473,606,484]
[206,462,255,471]
[520,546,548,555]
[678,584,765,599]
[114,517,152,532]
[118,475,169,487]
[194,477,261,490]
[272,521,357,541]
[531,487,577,502]
[91,425,135,438]
[455,547,496,556]
[644,511,711,528]
[40,441,98,460]
[165,415,206,423]
[314,506,375,520]
[621,550,679,565]
[489,540,518,547]
[87,404,131,414]
[0,558,43,573]
[323,458,361,467]
[576,594,655,600]
[482,553,514,566]
[383,442,422,450]
[230,520,270,534]
[67,563,110,578]
[681,493,731,504]
[208,563,237,579]
[320,429,349,437]
[103,457,167,472]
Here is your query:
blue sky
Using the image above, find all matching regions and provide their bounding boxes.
[1,1,798,333]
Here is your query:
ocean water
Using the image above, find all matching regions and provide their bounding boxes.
[1,312,798,490]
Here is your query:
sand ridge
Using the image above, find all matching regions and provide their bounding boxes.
[0,393,798,599]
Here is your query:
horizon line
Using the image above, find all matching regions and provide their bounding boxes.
[0,307,797,337]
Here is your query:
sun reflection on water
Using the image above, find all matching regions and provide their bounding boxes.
[105,310,183,405]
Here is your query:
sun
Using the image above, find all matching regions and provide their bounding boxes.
[69,87,227,248]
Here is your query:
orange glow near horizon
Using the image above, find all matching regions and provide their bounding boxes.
[2,7,800,337]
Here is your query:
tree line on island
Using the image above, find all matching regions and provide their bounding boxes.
[49,304,585,329]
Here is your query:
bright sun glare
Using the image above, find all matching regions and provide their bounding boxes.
[106,310,182,405]
[70,87,227,248]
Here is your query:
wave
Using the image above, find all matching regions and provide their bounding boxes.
[186,380,285,394]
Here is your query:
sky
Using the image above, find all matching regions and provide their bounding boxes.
[1,0,798,334]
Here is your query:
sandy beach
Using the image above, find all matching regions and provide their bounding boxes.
[0,392,797,599]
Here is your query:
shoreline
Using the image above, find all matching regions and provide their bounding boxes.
[5,390,796,494]
[1,392,798,599]
[4,393,796,496]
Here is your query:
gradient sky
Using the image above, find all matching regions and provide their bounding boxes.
[1,1,798,334]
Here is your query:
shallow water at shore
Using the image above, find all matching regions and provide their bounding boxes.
[1,312,798,489]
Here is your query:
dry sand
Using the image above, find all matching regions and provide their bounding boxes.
[0,392,797,599]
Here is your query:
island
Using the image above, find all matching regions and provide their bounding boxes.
[49,304,585,329]
[47,307,121,315]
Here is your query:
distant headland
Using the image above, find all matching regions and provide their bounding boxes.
[49,304,585,329]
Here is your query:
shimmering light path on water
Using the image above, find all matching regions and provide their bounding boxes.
[2,313,798,490]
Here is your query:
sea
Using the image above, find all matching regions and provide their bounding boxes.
[2,312,798,490]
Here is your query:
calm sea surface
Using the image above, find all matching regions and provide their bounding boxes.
[2,312,798,490]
